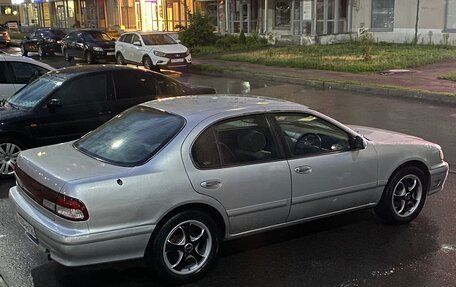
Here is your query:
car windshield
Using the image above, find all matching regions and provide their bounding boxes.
[41,30,65,37]
[7,75,63,110]
[84,31,112,42]
[74,106,185,166]
[141,34,177,45]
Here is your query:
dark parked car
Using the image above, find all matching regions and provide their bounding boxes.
[0,65,215,177]
[61,30,115,64]
[0,26,10,47]
[20,28,65,57]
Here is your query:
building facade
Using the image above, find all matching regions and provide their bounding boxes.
[10,0,456,46]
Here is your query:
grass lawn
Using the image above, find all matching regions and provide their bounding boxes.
[191,43,268,57]
[218,43,456,73]
[439,71,456,82]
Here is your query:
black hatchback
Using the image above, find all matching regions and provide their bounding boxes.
[20,28,65,57]
[0,65,215,177]
[61,30,115,64]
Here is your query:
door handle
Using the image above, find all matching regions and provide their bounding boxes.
[200,180,221,189]
[294,166,312,174]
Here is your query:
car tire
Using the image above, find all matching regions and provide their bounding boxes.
[5,43,10,48]
[20,44,27,56]
[38,45,45,57]
[85,51,95,64]
[143,56,159,72]
[374,166,427,225]
[116,53,126,65]
[145,209,220,285]
[0,137,26,178]
[64,48,73,62]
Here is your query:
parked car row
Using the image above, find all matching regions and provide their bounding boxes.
[18,28,191,71]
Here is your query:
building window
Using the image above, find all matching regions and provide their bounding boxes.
[371,0,394,31]
[275,0,291,27]
[316,0,349,35]
[446,0,456,31]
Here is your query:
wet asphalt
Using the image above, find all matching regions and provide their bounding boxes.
[0,47,455,287]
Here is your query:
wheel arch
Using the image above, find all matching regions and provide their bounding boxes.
[386,160,430,191]
[0,131,32,148]
[144,202,227,256]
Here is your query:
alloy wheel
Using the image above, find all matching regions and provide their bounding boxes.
[163,220,212,275]
[143,57,153,70]
[0,142,21,176]
[392,174,423,217]
[38,45,44,57]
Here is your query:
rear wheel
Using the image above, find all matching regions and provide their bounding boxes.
[0,137,26,178]
[20,44,27,56]
[146,210,220,284]
[116,53,126,65]
[375,166,427,224]
[38,45,45,57]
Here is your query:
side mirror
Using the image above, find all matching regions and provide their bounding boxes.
[24,36,30,40]
[133,41,141,46]
[47,98,62,112]
[353,135,366,150]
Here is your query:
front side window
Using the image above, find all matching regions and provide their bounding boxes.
[275,0,292,27]
[274,113,351,157]
[52,74,108,106]
[123,34,133,43]
[75,106,185,166]
[10,62,48,84]
[131,34,141,44]
[371,0,395,31]
[446,0,456,31]
[83,31,112,42]
[114,71,157,99]
[213,115,280,166]
[7,75,63,110]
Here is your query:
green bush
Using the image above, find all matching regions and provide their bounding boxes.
[239,30,246,45]
[246,32,268,45]
[215,34,239,48]
[179,11,217,47]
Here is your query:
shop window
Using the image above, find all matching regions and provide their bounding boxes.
[371,0,395,31]
[446,0,456,31]
[275,0,291,27]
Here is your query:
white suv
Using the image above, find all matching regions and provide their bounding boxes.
[0,53,54,99]
[115,32,191,71]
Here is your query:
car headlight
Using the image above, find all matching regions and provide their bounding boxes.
[92,46,104,52]
[185,49,190,56]
[439,149,444,161]
[45,38,56,43]
[153,50,167,57]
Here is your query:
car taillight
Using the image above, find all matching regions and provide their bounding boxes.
[43,194,89,221]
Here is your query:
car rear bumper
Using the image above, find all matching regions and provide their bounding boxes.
[42,43,62,52]
[428,161,449,195]
[9,185,154,266]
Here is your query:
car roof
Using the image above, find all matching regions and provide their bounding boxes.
[0,54,55,70]
[144,95,308,119]
[126,31,172,36]
[49,65,152,79]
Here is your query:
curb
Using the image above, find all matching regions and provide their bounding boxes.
[191,64,456,106]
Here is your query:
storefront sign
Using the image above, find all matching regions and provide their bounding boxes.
[7,22,19,31]
[303,1,312,20]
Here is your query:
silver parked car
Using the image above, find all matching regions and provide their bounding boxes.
[10,95,449,284]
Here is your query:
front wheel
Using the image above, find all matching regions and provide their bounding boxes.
[143,56,159,72]
[85,51,95,64]
[0,137,26,178]
[374,166,427,225]
[64,49,73,62]
[116,53,126,65]
[20,44,27,56]
[38,45,45,57]
[146,210,220,285]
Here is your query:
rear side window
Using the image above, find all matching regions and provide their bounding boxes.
[192,127,221,169]
[74,106,185,166]
[114,71,157,99]
[0,61,12,84]
[52,74,108,106]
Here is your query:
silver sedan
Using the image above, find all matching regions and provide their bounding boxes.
[10,95,449,284]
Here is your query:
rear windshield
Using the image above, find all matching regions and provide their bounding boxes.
[74,106,185,166]
[141,34,176,45]
[7,75,63,110]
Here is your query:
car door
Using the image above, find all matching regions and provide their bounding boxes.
[183,114,292,235]
[75,32,86,58]
[111,70,160,115]
[121,34,134,62]
[32,73,114,145]
[270,112,379,222]
[0,60,15,99]
[130,34,143,63]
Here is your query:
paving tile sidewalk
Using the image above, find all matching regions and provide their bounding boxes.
[193,58,456,104]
